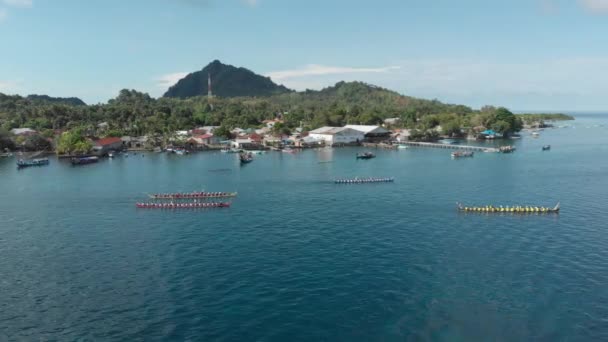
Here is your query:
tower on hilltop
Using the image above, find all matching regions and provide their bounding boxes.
[207,73,212,99]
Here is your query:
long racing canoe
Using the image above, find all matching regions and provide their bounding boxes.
[457,202,560,213]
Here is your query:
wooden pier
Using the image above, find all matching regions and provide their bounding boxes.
[396,141,499,152]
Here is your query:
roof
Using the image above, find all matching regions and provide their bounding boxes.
[309,126,338,134]
[481,129,497,135]
[10,128,36,135]
[196,133,214,139]
[344,125,390,135]
[95,137,122,146]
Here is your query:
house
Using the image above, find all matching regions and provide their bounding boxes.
[293,135,323,148]
[384,118,401,126]
[231,138,260,150]
[263,119,283,128]
[344,125,391,140]
[308,127,364,146]
[189,133,220,145]
[392,129,411,142]
[255,127,271,135]
[121,136,149,148]
[92,137,123,155]
[10,128,37,136]
[231,128,246,135]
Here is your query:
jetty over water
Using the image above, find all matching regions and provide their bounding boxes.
[398,141,499,152]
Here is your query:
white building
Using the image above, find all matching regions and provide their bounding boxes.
[308,127,364,145]
[344,125,390,137]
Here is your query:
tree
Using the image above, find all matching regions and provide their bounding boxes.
[213,125,232,139]
[271,122,291,136]
[56,129,91,155]
[0,128,15,151]
[23,135,52,151]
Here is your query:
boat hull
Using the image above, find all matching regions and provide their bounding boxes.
[136,202,231,209]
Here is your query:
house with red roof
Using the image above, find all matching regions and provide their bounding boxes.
[92,137,123,156]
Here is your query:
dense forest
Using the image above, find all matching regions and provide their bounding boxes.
[0,80,534,151]
[164,60,292,98]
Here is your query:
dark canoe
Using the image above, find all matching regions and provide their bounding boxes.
[356,153,375,159]
[17,158,50,168]
[71,156,99,165]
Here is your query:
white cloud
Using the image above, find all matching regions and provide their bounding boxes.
[156,72,188,88]
[0,8,7,22]
[2,0,32,8]
[264,58,608,110]
[579,0,608,13]
[266,64,401,82]
[243,0,258,6]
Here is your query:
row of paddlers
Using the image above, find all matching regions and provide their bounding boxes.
[335,177,394,184]
[136,202,231,209]
[149,191,237,199]
[138,190,236,210]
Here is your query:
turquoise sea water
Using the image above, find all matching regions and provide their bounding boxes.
[1,114,607,341]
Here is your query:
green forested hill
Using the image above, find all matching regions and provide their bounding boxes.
[163,60,292,98]
[0,80,525,142]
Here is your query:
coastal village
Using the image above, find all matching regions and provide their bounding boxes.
[1,116,530,161]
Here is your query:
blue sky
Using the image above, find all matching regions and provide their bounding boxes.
[0,0,607,111]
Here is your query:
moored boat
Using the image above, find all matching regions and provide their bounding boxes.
[17,158,50,168]
[149,191,237,199]
[457,202,560,213]
[397,145,409,150]
[221,148,242,153]
[71,156,99,165]
[451,151,474,158]
[136,202,231,209]
[356,152,375,159]
[239,152,253,164]
[499,145,516,153]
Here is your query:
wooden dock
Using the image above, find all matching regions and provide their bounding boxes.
[397,141,499,152]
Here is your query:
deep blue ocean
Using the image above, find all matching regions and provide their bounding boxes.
[1,114,607,341]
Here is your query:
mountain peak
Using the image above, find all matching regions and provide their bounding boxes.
[163,61,292,99]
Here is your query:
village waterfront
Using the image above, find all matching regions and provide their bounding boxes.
[1,113,608,340]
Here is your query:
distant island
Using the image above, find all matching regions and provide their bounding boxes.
[517,113,575,124]
[0,60,572,153]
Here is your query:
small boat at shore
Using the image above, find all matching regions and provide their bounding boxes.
[397,145,409,150]
[542,145,551,151]
[239,152,253,164]
[451,151,474,158]
[149,191,237,199]
[221,148,242,153]
[136,202,231,209]
[17,158,49,168]
[335,177,394,184]
[457,202,560,213]
[499,146,516,153]
[71,156,99,165]
[356,152,375,159]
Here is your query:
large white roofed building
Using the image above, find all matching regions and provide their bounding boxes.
[308,127,364,146]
